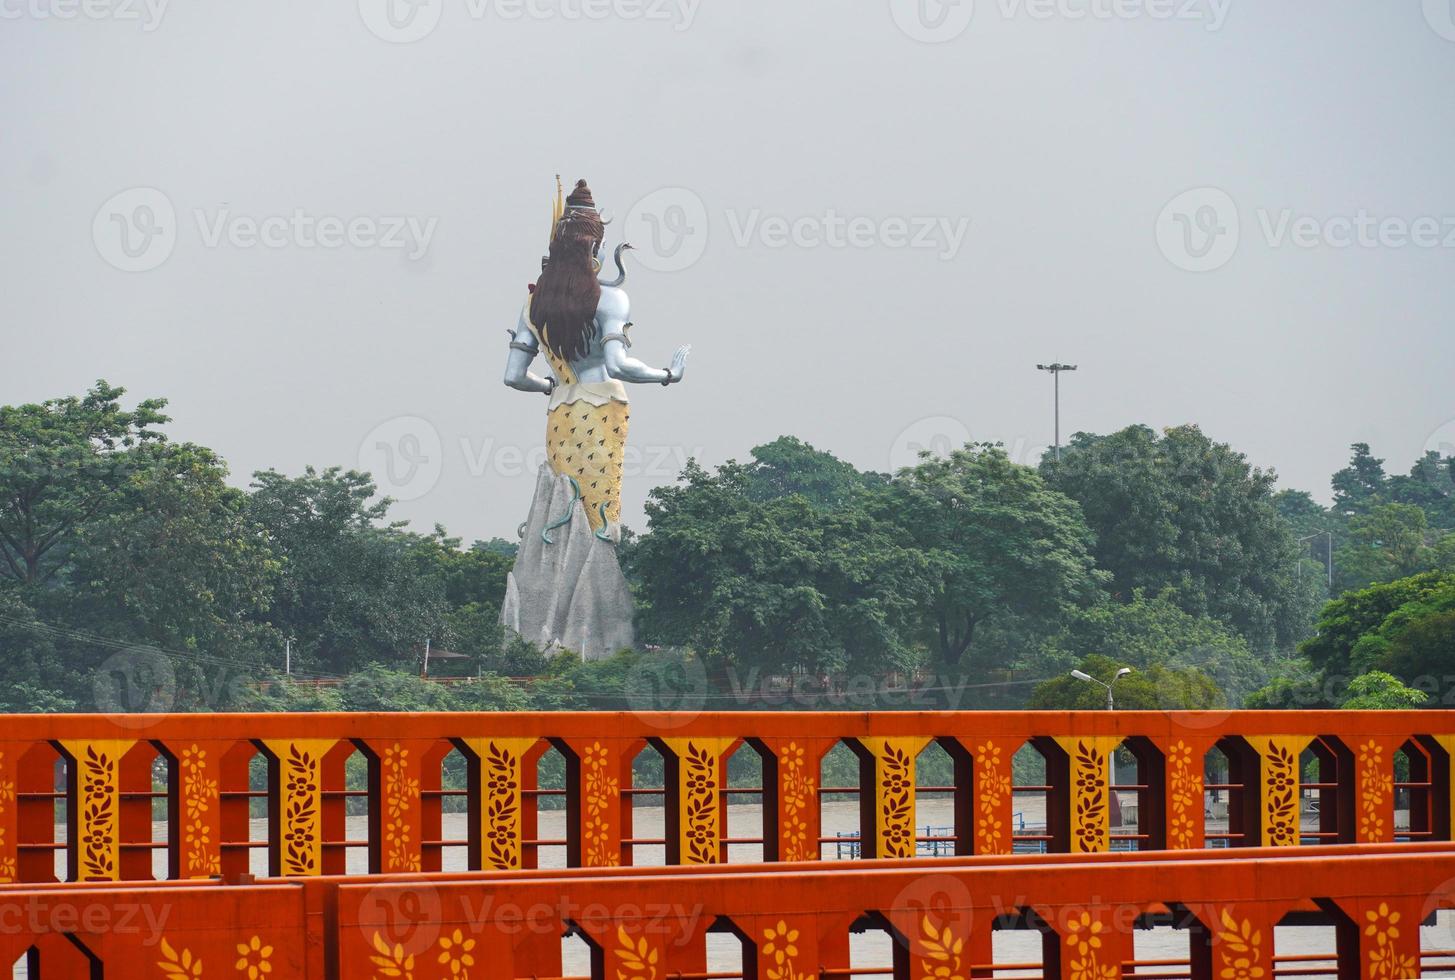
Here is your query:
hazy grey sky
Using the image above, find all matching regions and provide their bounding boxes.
[4,0,1454,541]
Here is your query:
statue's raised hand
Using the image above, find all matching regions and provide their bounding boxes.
[666,345,691,384]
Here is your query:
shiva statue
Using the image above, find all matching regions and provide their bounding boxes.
[498,177,690,659]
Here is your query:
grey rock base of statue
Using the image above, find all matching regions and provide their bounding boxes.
[500,465,635,661]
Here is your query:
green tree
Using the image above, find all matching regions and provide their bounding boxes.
[886,445,1105,665]
[1331,443,1388,513]
[0,381,167,585]
[741,436,885,508]
[246,467,450,674]
[1027,654,1224,710]
[1038,591,1265,705]
[66,442,280,662]
[1298,572,1454,683]
[1336,503,1449,590]
[1041,424,1320,653]
[632,453,929,674]
[1340,671,1430,709]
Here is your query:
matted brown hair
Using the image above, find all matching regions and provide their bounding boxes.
[531,179,604,363]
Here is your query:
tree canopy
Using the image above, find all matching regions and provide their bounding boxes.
[1040,424,1322,654]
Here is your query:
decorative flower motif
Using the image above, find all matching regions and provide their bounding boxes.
[1364,903,1400,946]
[234,935,274,978]
[763,921,799,965]
[370,931,416,979]
[436,929,476,977]
[185,820,211,848]
[1218,955,1263,980]
[1065,913,1103,957]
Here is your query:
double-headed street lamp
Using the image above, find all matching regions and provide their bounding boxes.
[1037,363,1078,461]
[1071,666,1132,710]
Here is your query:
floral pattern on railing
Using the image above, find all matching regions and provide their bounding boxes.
[1168,739,1202,849]
[0,751,15,882]
[1357,740,1393,843]
[582,740,620,866]
[483,741,522,870]
[1071,741,1109,853]
[1215,909,1264,980]
[383,744,421,873]
[763,920,807,980]
[1066,911,1116,980]
[682,740,720,865]
[280,742,322,876]
[780,741,816,862]
[973,741,1010,854]
[78,743,120,880]
[916,915,967,980]
[368,931,416,980]
[1364,902,1415,980]
[614,925,660,980]
[157,937,204,979]
[1262,739,1300,847]
[181,744,220,877]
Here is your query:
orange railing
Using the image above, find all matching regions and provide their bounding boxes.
[3,842,1454,978]
[0,710,1450,883]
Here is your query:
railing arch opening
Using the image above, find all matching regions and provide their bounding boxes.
[991,908,1060,980]
[323,740,372,874]
[628,740,666,866]
[1205,737,1259,848]
[819,740,862,859]
[217,742,268,877]
[706,915,756,980]
[8,932,102,980]
[9,945,37,979]
[1011,740,1053,853]
[1300,736,1355,845]
[1398,736,1450,843]
[528,742,567,869]
[848,911,910,979]
[560,920,603,980]
[14,743,64,883]
[425,743,469,871]
[129,741,170,880]
[723,740,767,863]
[1275,900,1360,980]
[1114,737,1167,852]
[914,738,968,856]
[1129,902,1207,980]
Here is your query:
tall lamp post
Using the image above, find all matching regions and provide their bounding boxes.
[1037,363,1078,461]
[1071,666,1132,710]
[1297,531,1334,589]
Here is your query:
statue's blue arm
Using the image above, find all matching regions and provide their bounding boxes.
[598,288,690,385]
[503,305,554,394]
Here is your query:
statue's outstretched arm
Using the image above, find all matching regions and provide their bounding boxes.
[599,288,690,386]
[503,305,555,394]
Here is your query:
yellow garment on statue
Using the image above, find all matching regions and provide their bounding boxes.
[524,293,629,532]
[546,395,630,530]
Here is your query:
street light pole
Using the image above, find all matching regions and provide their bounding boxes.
[1071,666,1132,710]
[1037,363,1078,461]
[1297,531,1334,588]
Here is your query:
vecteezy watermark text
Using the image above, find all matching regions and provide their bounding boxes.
[195,208,437,260]
[1157,186,1455,272]
[357,0,701,43]
[622,187,973,273]
[723,209,971,261]
[0,0,168,30]
[890,0,1230,43]
[93,187,437,272]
